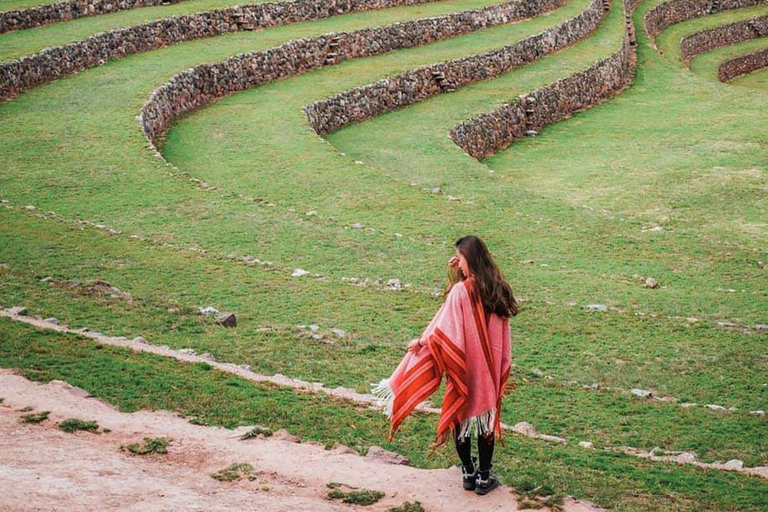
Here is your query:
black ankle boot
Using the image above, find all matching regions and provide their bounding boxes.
[461,456,478,490]
[474,465,499,495]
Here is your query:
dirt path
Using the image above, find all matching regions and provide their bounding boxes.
[0,368,602,511]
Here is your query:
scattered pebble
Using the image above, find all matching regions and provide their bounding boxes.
[717,321,737,328]
[133,337,148,345]
[749,410,765,416]
[309,324,320,333]
[586,304,608,312]
[393,233,403,238]
[215,313,237,328]
[706,404,726,411]
[511,421,537,436]
[198,307,219,316]
[351,223,363,229]
[641,277,659,289]
[631,388,652,398]
[292,269,309,277]
[386,278,403,291]
[431,187,442,195]
[686,317,699,323]
[578,441,594,449]
[43,317,59,325]
[330,328,347,339]
[723,459,744,469]
[755,324,768,333]
[305,211,317,217]
[680,402,697,408]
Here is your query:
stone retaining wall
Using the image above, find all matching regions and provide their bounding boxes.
[139,0,572,145]
[680,14,768,63]
[718,45,768,79]
[304,0,606,136]
[0,0,444,102]
[0,0,185,34]
[448,0,637,158]
[644,0,766,39]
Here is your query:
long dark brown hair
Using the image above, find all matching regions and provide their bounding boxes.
[445,235,518,317]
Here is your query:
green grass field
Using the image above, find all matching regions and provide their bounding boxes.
[1,0,766,508]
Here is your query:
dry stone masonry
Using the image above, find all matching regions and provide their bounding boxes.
[644,0,767,40]
[304,0,606,135]
[139,0,572,145]
[0,0,186,34]
[680,14,768,64]
[718,46,768,80]
[448,0,639,158]
[0,0,446,102]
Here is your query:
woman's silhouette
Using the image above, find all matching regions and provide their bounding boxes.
[374,235,518,495]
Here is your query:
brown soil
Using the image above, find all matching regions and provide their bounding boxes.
[0,368,602,511]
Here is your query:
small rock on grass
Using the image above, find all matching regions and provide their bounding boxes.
[292,268,309,277]
[215,312,237,328]
[330,328,347,338]
[8,306,28,316]
[585,304,607,312]
[511,421,537,436]
[641,277,659,289]
[631,388,652,398]
[578,441,594,449]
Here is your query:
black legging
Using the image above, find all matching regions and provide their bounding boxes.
[454,423,495,472]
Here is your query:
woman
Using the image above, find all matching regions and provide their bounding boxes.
[373,235,518,495]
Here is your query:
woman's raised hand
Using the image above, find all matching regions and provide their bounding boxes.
[407,338,422,354]
[448,256,459,269]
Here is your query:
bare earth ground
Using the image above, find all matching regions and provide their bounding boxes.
[0,368,602,512]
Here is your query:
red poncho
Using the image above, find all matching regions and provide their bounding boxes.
[373,277,512,454]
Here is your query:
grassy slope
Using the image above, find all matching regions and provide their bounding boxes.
[0,0,295,61]
[0,0,767,507]
[2,318,767,510]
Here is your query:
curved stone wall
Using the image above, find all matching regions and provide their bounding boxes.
[448,0,638,158]
[680,14,768,64]
[304,0,606,136]
[718,45,768,79]
[0,0,444,102]
[0,0,186,34]
[644,0,767,40]
[139,0,572,146]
